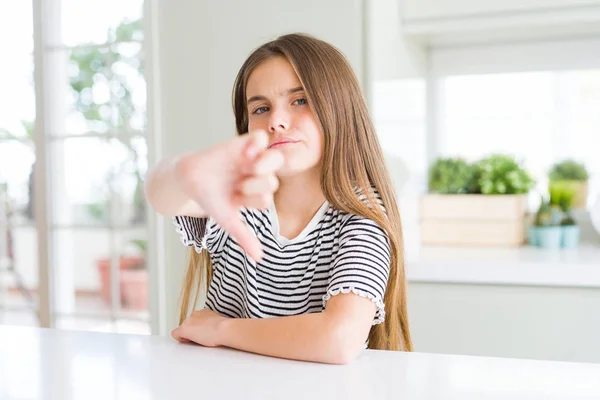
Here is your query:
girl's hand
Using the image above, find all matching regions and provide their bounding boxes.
[174,130,283,261]
[171,308,227,347]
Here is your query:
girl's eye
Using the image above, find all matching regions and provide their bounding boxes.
[253,106,269,115]
[293,98,307,106]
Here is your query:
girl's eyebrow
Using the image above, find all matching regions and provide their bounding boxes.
[247,86,304,105]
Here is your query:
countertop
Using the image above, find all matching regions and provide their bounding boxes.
[406,245,600,288]
[1,326,600,399]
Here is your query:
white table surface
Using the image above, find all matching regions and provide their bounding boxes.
[1,327,600,400]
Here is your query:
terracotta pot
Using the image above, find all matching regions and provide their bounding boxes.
[96,256,144,306]
[121,269,148,310]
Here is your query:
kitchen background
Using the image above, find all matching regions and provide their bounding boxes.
[1,0,599,363]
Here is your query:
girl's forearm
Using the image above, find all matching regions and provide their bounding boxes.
[145,154,206,217]
[218,312,364,365]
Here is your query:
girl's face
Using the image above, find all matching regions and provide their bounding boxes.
[246,56,323,177]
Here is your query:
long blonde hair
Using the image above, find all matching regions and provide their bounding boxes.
[179,33,412,351]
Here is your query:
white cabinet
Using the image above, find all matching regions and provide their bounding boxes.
[402,0,600,21]
[400,0,600,44]
[408,282,600,363]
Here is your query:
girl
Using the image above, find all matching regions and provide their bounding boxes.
[146,33,412,364]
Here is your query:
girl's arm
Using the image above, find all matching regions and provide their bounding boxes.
[145,153,207,217]
[172,294,376,365]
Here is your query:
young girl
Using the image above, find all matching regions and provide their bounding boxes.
[146,33,412,364]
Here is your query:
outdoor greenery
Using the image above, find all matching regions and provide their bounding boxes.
[1,18,145,224]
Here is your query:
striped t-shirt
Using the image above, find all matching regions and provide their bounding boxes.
[173,199,390,326]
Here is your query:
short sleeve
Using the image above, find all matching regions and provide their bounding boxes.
[172,215,227,254]
[323,215,391,325]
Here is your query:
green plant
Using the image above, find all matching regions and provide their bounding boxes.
[549,160,589,181]
[130,238,147,254]
[87,201,109,223]
[549,182,575,209]
[561,212,577,226]
[70,17,146,225]
[129,238,147,269]
[472,154,535,195]
[428,157,475,194]
[548,182,578,226]
[534,197,555,227]
[552,183,577,226]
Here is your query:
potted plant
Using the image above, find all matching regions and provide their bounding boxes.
[529,186,580,249]
[472,154,536,195]
[96,239,147,309]
[529,197,562,248]
[421,154,535,246]
[428,157,474,194]
[557,188,580,248]
[120,239,148,310]
[548,160,589,209]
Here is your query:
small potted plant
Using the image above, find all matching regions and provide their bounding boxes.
[558,191,580,248]
[530,197,562,248]
[548,160,589,209]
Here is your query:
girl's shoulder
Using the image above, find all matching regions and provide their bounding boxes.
[353,185,386,212]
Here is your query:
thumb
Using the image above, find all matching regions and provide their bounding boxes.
[172,327,189,343]
[243,130,269,164]
[214,209,263,262]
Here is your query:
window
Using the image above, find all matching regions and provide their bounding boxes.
[372,38,600,253]
[0,0,38,327]
[0,0,151,334]
[438,69,600,207]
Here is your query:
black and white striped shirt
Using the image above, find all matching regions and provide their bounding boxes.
[173,200,390,325]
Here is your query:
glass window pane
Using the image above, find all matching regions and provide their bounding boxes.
[438,69,600,209]
[0,140,36,222]
[53,228,112,315]
[1,141,38,326]
[110,136,148,226]
[111,42,146,133]
[118,228,148,313]
[52,227,149,329]
[0,0,37,327]
[50,136,147,227]
[47,44,145,136]
[0,1,33,54]
[1,223,39,313]
[56,0,143,47]
[46,48,113,136]
[51,138,112,226]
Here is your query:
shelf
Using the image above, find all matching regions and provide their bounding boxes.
[406,244,600,288]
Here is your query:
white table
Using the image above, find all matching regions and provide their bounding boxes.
[1,326,600,400]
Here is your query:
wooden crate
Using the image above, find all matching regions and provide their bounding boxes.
[420,194,528,246]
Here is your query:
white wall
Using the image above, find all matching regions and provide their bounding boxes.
[408,282,600,363]
[366,0,427,81]
[152,0,368,331]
